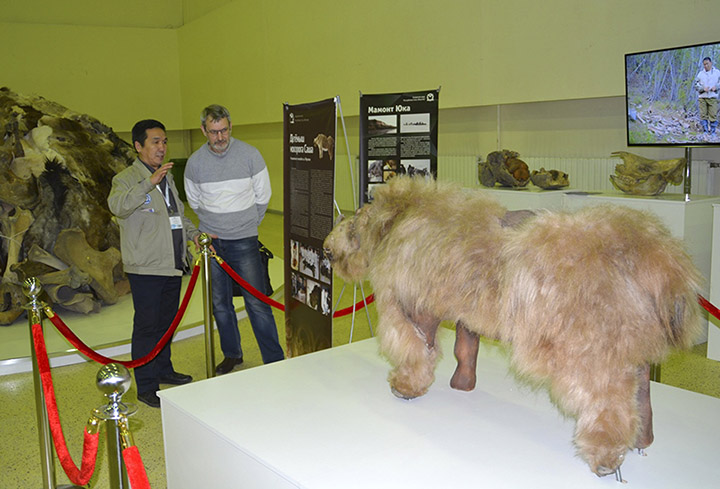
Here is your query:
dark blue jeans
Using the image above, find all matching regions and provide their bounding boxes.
[211,236,284,364]
[127,273,181,394]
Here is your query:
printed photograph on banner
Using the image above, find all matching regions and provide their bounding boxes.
[290,239,299,270]
[319,253,332,284]
[306,279,321,311]
[404,159,431,178]
[400,113,430,133]
[321,285,332,315]
[299,243,319,280]
[368,115,397,135]
[367,183,382,201]
[291,272,307,303]
[368,160,384,182]
[313,133,335,160]
[383,159,404,180]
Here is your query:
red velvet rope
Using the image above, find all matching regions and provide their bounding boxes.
[217,258,286,310]
[123,445,151,489]
[699,295,720,321]
[215,256,374,317]
[31,322,99,486]
[333,294,375,318]
[47,265,200,368]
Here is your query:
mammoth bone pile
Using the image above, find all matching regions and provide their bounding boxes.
[323,176,701,477]
[0,87,135,324]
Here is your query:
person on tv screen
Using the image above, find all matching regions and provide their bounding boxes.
[694,57,720,135]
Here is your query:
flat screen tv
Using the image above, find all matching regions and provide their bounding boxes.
[625,40,720,146]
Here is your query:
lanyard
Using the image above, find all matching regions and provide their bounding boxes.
[156,181,174,212]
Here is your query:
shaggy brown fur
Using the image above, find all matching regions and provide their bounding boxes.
[323,176,702,476]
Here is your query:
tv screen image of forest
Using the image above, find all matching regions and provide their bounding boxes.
[625,41,720,146]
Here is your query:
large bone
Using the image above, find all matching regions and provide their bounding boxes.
[530,167,570,189]
[10,258,99,314]
[1,208,35,284]
[37,265,91,289]
[0,282,24,325]
[479,149,531,188]
[27,243,69,271]
[44,284,99,314]
[53,228,121,304]
[39,266,99,314]
[609,152,685,195]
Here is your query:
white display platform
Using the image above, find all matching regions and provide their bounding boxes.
[479,186,568,210]
[159,328,719,489]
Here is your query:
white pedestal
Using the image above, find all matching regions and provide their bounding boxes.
[159,329,720,489]
[708,204,720,361]
[479,187,568,210]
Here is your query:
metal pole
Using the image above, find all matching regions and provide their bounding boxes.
[105,419,128,489]
[199,233,216,378]
[94,363,137,489]
[24,278,85,489]
[23,278,56,489]
[684,146,692,200]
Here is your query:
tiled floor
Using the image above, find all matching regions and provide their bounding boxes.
[1,212,719,489]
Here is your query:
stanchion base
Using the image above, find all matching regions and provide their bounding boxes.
[93,402,137,420]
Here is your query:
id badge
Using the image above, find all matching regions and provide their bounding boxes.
[169,215,183,230]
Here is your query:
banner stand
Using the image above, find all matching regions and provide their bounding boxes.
[334,95,374,342]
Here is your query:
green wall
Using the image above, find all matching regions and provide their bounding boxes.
[0,22,183,131]
[3,0,720,212]
[177,0,720,125]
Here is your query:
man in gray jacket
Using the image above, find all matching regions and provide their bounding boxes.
[108,119,199,408]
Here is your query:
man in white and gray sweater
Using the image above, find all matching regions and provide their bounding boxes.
[185,105,284,374]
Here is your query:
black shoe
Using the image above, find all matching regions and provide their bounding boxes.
[137,391,160,408]
[216,357,243,375]
[159,371,193,385]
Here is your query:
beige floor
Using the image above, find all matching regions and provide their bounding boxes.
[1,213,719,489]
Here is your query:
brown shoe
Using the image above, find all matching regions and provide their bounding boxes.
[215,357,243,375]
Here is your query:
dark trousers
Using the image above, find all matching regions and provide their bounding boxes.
[127,273,181,394]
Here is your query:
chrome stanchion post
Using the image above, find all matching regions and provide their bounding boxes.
[23,278,55,489]
[24,278,83,489]
[199,233,216,378]
[94,363,137,489]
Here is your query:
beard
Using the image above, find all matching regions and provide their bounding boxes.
[210,138,230,153]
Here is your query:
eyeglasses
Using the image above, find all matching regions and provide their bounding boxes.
[206,127,230,136]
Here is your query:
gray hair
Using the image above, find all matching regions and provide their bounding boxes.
[201,104,232,127]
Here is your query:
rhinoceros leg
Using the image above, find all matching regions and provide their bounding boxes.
[380,300,441,400]
[635,363,654,451]
[450,321,480,391]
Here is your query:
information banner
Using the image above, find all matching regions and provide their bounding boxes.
[359,89,439,204]
[283,98,336,357]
